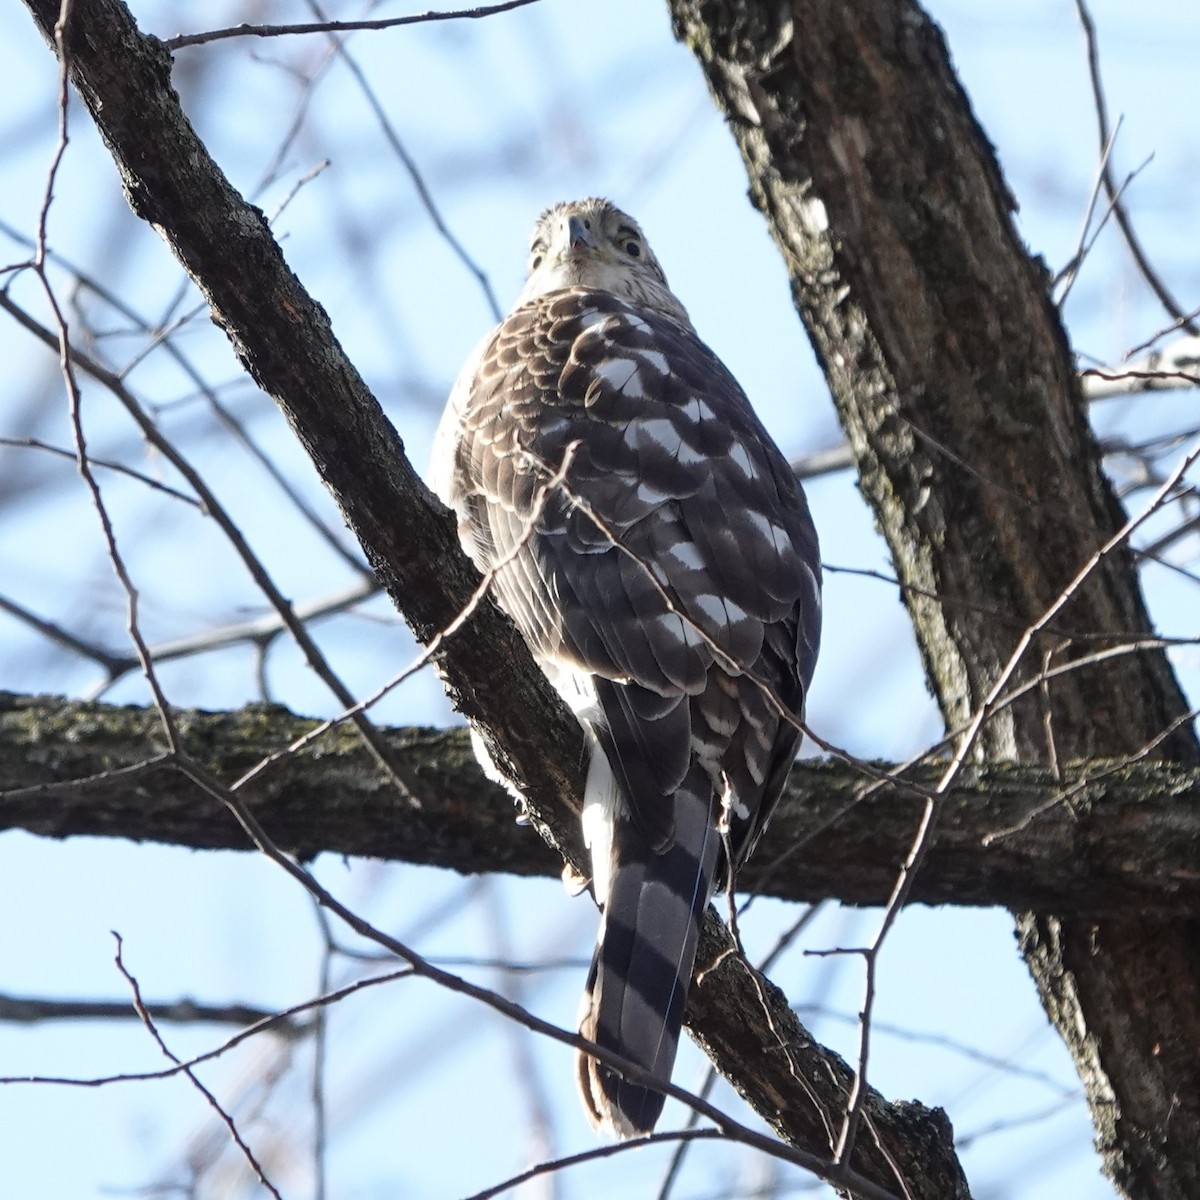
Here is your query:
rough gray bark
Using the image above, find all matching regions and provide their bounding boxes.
[4,691,1200,917]
[667,2,1200,1197]
[19,1,968,1194]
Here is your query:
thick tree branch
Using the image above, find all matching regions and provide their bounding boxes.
[667,3,1200,1196]
[4,692,1198,918]
[18,2,963,1193]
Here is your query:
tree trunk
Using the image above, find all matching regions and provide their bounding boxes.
[668,2,1200,1196]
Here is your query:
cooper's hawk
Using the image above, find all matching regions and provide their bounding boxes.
[432,198,821,1137]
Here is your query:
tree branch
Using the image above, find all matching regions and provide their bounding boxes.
[4,692,1198,918]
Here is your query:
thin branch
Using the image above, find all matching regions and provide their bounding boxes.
[112,933,285,1200]
[0,991,298,1030]
[92,577,381,696]
[794,1005,1078,1098]
[1082,366,1200,398]
[821,437,1200,1166]
[310,902,333,1200]
[1053,113,1122,300]
[310,0,502,321]
[1,968,414,1088]
[163,0,547,53]
[0,591,127,674]
[1073,0,1199,334]
[0,291,419,798]
[35,1,181,756]
[790,442,855,480]
[176,754,901,1200]
[944,438,1200,786]
[1126,307,1200,359]
[463,1129,726,1200]
[0,434,200,505]
[1,204,373,578]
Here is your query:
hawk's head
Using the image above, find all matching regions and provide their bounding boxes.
[515,197,692,326]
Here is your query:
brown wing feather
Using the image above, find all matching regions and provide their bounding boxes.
[441,281,821,1137]
[448,287,820,855]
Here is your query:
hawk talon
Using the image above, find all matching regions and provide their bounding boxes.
[561,862,591,896]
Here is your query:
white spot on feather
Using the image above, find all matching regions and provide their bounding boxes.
[634,416,708,465]
[705,707,738,738]
[654,611,705,649]
[746,754,766,786]
[636,416,682,451]
[665,541,705,572]
[595,357,642,396]
[636,480,673,505]
[728,443,756,478]
[692,594,749,630]
[746,509,788,553]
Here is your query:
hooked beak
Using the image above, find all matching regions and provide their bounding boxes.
[564,213,597,258]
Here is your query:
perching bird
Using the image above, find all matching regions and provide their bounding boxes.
[432,198,821,1137]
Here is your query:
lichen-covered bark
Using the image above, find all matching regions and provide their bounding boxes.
[4,692,1199,917]
[668,2,1200,1196]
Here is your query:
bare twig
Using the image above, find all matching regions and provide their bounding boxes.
[1,968,415,1089]
[1,291,417,797]
[35,0,181,755]
[176,753,900,1200]
[827,437,1200,1166]
[1,202,375,577]
[0,991,297,1030]
[112,933,285,1200]
[464,1129,725,1200]
[0,591,127,674]
[1126,308,1200,359]
[0,435,200,505]
[90,577,381,697]
[309,0,502,320]
[1053,115,1122,301]
[164,0,546,53]
[1072,0,1199,335]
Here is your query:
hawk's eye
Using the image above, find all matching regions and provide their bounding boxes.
[625,241,641,258]
[531,254,544,270]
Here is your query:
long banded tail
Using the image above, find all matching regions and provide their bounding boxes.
[576,768,720,1138]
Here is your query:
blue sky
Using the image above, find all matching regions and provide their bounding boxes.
[0,2,1197,1198]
